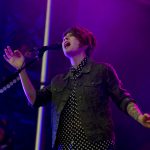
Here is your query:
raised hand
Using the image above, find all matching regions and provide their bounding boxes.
[138,113,150,128]
[3,46,25,70]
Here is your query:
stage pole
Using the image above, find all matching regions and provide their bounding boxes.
[35,0,52,149]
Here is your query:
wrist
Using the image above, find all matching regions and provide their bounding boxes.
[17,61,26,72]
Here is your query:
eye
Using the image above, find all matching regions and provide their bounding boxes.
[63,35,69,41]
[68,33,74,37]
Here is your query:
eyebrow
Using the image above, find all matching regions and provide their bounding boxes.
[62,33,73,40]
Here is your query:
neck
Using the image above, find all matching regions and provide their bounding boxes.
[69,53,87,68]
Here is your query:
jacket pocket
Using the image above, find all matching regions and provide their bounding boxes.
[83,79,103,96]
[51,83,66,92]
[81,79,107,109]
[83,79,103,87]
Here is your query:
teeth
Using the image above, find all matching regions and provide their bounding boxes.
[64,42,70,48]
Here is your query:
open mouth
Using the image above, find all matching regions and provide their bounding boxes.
[64,41,71,48]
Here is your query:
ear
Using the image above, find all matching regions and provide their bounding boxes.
[80,44,88,50]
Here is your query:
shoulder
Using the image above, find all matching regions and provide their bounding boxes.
[51,73,65,84]
[90,60,118,79]
[91,60,114,72]
[50,71,69,88]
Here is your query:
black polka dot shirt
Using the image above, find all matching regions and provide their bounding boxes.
[54,57,115,150]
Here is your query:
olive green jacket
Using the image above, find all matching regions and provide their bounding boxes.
[34,59,135,147]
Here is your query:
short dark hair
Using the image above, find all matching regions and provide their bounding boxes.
[62,26,96,57]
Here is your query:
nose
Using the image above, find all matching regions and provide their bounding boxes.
[63,36,69,42]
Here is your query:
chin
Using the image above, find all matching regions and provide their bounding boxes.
[63,51,77,58]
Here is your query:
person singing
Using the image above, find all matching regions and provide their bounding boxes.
[3,26,150,150]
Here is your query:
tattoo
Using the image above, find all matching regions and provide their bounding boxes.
[127,102,142,121]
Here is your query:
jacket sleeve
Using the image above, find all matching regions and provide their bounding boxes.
[33,84,52,108]
[105,64,136,113]
[33,73,66,108]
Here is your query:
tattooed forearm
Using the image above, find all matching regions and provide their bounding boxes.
[127,102,142,121]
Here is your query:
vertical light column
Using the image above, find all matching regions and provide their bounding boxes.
[35,0,52,150]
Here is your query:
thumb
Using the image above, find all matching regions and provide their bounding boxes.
[14,50,23,57]
[143,113,150,122]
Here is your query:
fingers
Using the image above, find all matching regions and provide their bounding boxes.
[4,46,14,60]
[144,113,150,118]
[3,54,9,62]
[13,49,22,57]
[143,113,150,122]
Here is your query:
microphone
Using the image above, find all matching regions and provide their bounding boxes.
[0,43,62,93]
[38,43,62,57]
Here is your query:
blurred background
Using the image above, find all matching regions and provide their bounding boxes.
[0,0,150,149]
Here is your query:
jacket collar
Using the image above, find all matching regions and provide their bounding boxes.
[63,58,92,80]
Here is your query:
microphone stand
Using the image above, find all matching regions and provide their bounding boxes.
[0,44,60,93]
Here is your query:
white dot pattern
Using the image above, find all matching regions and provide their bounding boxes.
[54,58,115,150]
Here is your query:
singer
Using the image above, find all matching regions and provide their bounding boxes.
[3,26,150,150]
